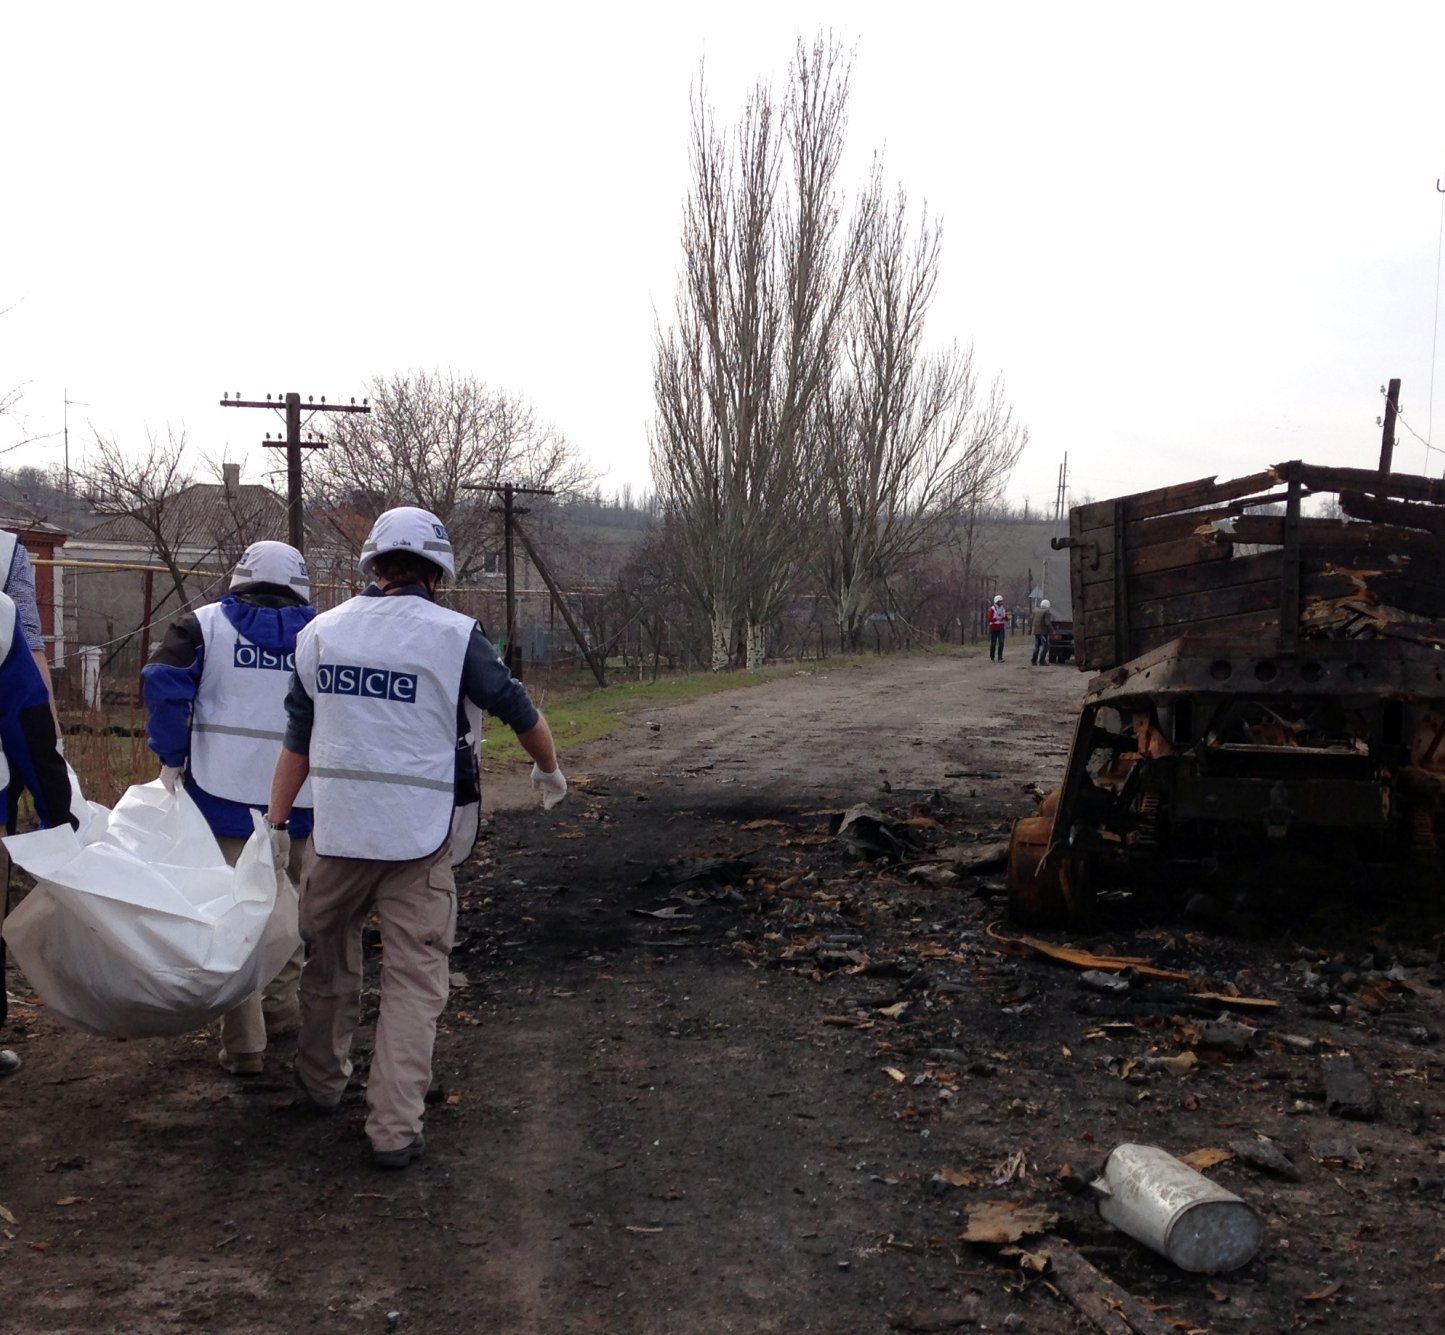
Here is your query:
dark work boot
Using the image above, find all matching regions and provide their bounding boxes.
[373,1135,426,1170]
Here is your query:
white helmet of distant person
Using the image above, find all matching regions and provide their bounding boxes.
[1040,599,1051,611]
[231,540,310,601]
[993,594,1004,604]
[359,506,456,580]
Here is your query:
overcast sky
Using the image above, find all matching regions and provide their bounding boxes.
[3,1,1444,515]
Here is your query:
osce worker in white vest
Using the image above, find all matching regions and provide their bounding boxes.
[142,540,316,1074]
[266,506,566,1170]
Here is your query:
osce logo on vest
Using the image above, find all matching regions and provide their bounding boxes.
[234,641,296,671]
[316,663,419,703]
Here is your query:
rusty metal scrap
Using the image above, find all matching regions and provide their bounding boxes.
[1012,459,1445,927]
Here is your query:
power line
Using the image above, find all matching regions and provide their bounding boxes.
[219,391,371,552]
[1378,382,1442,470]
[1432,175,1445,449]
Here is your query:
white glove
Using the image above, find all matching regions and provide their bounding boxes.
[268,825,292,879]
[159,764,183,794]
[530,763,568,811]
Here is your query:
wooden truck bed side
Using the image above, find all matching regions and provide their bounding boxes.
[1057,461,1445,671]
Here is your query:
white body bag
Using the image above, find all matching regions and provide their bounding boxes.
[2,776,300,1039]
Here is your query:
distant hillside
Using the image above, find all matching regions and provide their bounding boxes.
[545,501,1074,619]
[969,519,1074,618]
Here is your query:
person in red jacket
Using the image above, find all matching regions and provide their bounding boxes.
[986,594,1008,661]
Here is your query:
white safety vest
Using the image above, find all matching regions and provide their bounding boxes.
[295,594,472,861]
[189,602,312,808]
[0,593,14,796]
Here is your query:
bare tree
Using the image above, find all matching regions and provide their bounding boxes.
[950,376,1029,637]
[311,369,593,580]
[653,36,861,670]
[77,433,273,607]
[79,432,204,604]
[0,376,49,456]
[817,176,1031,647]
[813,172,998,649]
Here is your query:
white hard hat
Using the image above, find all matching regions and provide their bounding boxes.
[232,540,310,600]
[359,506,456,580]
[1040,599,1051,610]
[993,594,1003,603]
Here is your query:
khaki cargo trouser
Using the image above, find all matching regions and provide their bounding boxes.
[294,841,457,1154]
[216,834,308,1056]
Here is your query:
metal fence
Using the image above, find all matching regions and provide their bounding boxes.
[27,558,596,710]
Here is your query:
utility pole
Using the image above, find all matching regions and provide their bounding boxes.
[513,517,607,688]
[470,482,553,676]
[1378,377,1401,480]
[63,389,88,499]
[463,481,605,684]
[1054,452,1069,525]
[219,390,371,552]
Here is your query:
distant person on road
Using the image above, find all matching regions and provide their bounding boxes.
[1,528,59,731]
[142,540,316,1077]
[1,589,75,1078]
[987,594,1008,661]
[266,505,567,1170]
[1031,599,1054,666]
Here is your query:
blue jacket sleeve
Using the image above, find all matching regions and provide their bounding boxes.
[1,632,71,829]
[142,641,205,767]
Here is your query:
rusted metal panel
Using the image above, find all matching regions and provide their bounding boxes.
[1171,775,1387,827]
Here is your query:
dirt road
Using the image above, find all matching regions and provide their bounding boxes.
[4,647,1443,1333]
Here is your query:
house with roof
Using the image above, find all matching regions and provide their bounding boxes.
[57,465,337,688]
[0,502,68,672]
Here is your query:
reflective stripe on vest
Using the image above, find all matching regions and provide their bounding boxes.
[295,595,472,861]
[189,602,312,808]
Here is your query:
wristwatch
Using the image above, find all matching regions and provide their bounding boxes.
[265,818,290,832]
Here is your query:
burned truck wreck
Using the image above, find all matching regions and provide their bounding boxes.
[1008,461,1445,925]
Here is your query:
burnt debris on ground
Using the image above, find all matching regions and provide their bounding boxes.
[454,764,1445,1334]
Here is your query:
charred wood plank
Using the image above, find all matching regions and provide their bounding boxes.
[1351,573,1445,621]
[1130,550,1294,601]
[1044,1237,1180,1335]
[1281,475,1302,654]
[1129,579,1282,632]
[1124,494,1291,548]
[1080,609,1283,667]
[1287,462,1445,505]
[1080,535,1233,593]
[1070,504,1097,659]
[1113,501,1130,667]
[1224,515,1443,558]
[1339,489,1445,535]
[1117,469,1279,522]
[1299,570,1374,603]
